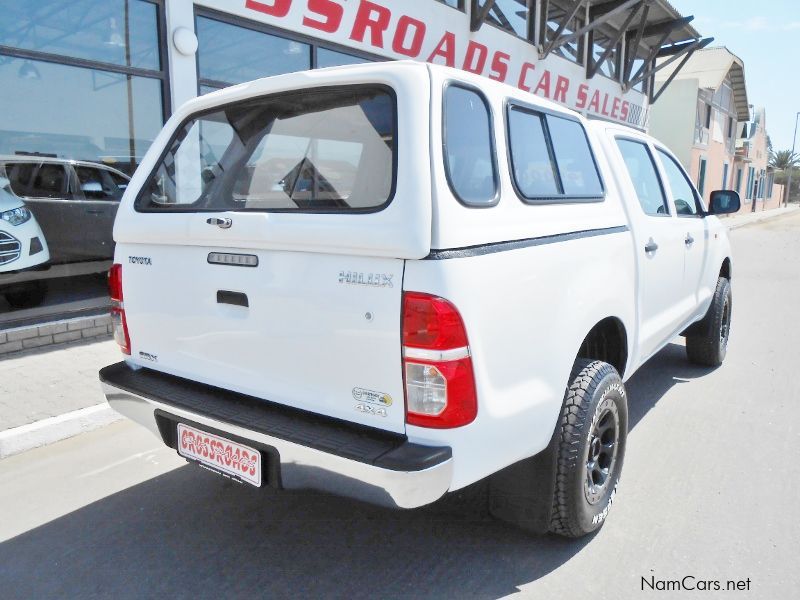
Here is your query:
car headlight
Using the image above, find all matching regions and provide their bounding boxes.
[0,207,32,226]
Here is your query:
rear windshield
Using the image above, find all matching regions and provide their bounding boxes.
[135,86,396,213]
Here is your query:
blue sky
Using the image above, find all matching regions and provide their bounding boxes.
[669,0,800,152]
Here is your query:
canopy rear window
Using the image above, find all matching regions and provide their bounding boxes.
[135,86,396,213]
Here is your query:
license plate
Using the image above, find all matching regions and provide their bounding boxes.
[177,423,262,487]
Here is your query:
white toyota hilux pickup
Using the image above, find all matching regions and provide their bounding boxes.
[99,62,739,537]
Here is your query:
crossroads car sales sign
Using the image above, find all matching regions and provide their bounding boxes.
[201,0,649,128]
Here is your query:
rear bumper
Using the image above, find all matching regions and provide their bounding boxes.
[99,362,453,509]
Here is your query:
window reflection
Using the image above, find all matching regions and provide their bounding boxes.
[196,16,311,87]
[0,0,160,71]
[0,57,163,175]
[317,48,370,68]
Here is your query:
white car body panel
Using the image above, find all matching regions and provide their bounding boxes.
[103,62,734,501]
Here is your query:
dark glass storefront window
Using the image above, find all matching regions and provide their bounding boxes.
[0,0,161,71]
[317,48,370,68]
[0,57,163,176]
[196,16,311,88]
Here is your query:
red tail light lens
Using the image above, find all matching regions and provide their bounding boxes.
[402,292,476,428]
[403,292,469,349]
[108,263,123,302]
[108,263,130,355]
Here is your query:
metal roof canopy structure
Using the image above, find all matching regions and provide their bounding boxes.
[655,47,750,121]
[470,0,712,105]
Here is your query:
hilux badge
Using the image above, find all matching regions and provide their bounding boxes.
[339,271,393,288]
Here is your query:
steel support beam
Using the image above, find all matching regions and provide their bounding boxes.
[587,0,644,79]
[540,0,640,60]
[627,36,713,94]
[624,29,672,91]
[626,15,693,40]
[470,0,498,32]
[650,37,713,102]
[622,1,650,82]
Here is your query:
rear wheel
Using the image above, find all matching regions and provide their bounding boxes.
[549,359,628,538]
[3,281,47,309]
[686,277,732,367]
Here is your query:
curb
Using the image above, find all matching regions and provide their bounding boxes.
[726,207,799,231]
[0,314,112,358]
[0,404,122,459]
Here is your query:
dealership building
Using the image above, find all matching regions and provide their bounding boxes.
[0,0,711,176]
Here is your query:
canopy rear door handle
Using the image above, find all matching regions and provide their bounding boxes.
[207,217,232,229]
[644,239,659,253]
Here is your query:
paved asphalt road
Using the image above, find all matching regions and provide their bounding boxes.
[1,213,799,599]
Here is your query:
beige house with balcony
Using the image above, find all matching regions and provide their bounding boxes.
[648,46,783,212]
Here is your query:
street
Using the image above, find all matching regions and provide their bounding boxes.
[1,212,799,599]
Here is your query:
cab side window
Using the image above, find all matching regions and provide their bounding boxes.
[615,139,669,217]
[656,149,703,216]
[443,85,497,206]
[507,107,559,197]
[507,106,604,201]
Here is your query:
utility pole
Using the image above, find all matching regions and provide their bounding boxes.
[785,112,800,207]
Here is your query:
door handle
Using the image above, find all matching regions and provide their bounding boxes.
[85,209,103,215]
[685,234,695,246]
[207,217,232,229]
[644,239,659,253]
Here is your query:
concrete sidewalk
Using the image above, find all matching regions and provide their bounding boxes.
[723,204,799,230]
[0,338,121,457]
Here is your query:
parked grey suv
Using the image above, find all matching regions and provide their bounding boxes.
[0,156,130,308]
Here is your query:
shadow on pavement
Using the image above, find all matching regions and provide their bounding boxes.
[0,343,713,599]
[625,342,716,430]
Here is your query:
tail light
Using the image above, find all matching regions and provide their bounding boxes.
[402,292,477,428]
[108,263,131,355]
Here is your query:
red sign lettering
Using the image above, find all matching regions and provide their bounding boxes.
[393,15,426,57]
[245,0,291,18]
[427,31,456,66]
[350,0,391,48]
[303,0,343,33]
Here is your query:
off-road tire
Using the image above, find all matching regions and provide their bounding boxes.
[686,277,732,367]
[549,359,628,538]
[3,281,47,309]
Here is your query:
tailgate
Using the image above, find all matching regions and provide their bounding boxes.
[120,242,407,432]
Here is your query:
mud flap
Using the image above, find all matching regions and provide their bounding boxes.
[488,426,559,535]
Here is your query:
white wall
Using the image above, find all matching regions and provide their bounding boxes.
[648,78,699,168]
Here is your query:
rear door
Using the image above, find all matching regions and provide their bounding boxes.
[69,164,122,260]
[115,73,432,434]
[653,148,712,310]
[613,137,686,359]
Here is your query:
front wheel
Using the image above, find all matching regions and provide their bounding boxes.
[3,281,47,309]
[549,359,628,538]
[686,277,732,367]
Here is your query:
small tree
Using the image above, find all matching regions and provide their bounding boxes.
[770,149,798,171]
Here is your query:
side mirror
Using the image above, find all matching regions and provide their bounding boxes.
[708,190,741,215]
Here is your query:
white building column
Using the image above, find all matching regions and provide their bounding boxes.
[165,0,199,112]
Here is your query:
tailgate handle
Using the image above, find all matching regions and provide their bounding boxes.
[207,217,232,229]
[217,290,249,308]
